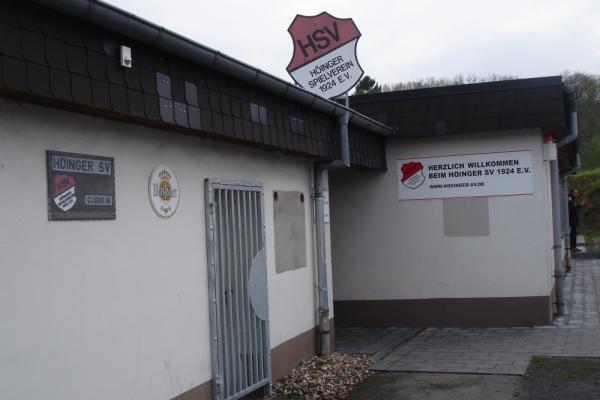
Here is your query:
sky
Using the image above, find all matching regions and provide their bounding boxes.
[106,0,600,86]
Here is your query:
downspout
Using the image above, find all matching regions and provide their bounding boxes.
[558,85,579,270]
[314,96,351,355]
[550,154,566,315]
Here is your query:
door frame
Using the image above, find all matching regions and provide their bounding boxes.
[204,178,271,400]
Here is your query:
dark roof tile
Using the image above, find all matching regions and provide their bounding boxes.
[230,96,241,118]
[21,30,45,64]
[140,67,156,94]
[91,79,110,109]
[71,73,93,107]
[220,93,231,115]
[42,13,69,40]
[194,69,207,88]
[62,21,85,47]
[200,108,212,131]
[137,46,155,69]
[184,80,198,106]
[124,65,141,90]
[168,58,182,79]
[251,123,261,144]
[182,64,194,82]
[3,56,27,91]
[18,5,42,32]
[67,45,87,75]
[49,68,71,101]
[106,56,125,85]
[110,83,128,113]
[209,89,221,112]
[143,93,160,120]
[0,23,21,58]
[83,30,104,52]
[205,72,219,90]
[233,118,243,139]
[197,86,210,109]
[0,2,17,25]
[188,105,201,129]
[242,120,253,141]
[222,114,234,137]
[159,97,174,124]
[171,78,184,102]
[217,78,230,94]
[174,101,188,127]
[127,88,144,117]
[211,111,223,134]
[156,71,171,98]
[155,54,168,74]
[102,37,118,57]
[27,62,50,97]
[87,50,107,80]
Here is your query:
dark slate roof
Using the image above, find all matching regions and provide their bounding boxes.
[351,76,569,138]
[0,0,390,170]
[350,76,578,172]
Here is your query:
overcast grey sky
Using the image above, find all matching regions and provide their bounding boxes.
[107,0,600,85]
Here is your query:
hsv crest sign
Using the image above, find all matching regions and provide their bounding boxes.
[286,12,363,98]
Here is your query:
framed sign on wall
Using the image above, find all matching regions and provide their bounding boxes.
[47,150,116,220]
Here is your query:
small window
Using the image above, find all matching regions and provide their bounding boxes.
[259,105,268,125]
[250,102,268,125]
[291,116,304,134]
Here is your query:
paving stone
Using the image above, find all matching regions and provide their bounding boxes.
[338,258,600,376]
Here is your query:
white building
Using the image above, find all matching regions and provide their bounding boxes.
[332,78,578,327]
[0,1,579,400]
[0,1,391,399]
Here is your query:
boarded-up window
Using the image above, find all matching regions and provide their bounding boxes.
[443,197,490,237]
[273,191,307,273]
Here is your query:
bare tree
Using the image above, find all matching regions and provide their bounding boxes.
[380,73,518,92]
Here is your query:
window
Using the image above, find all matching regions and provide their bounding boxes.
[250,102,268,125]
[291,116,304,134]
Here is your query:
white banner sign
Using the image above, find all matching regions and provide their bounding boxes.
[397,151,533,200]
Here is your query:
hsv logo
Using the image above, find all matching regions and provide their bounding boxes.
[286,12,363,99]
[52,174,77,211]
[400,162,426,189]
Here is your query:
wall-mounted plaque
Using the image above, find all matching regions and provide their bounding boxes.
[47,150,116,220]
[148,164,180,218]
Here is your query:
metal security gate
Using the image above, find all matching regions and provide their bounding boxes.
[205,179,271,400]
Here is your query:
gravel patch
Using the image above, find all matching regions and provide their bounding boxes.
[271,353,374,399]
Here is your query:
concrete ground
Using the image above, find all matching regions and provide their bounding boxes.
[336,256,600,375]
[335,327,421,359]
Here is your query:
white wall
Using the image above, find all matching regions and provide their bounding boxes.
[0,99,321,400]
[330,129,554,301]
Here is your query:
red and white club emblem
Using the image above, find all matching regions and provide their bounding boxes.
[53,174,77,211]
[400,162,426,189]
[286,12,364,99]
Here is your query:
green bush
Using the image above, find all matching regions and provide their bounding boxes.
[569,167,600,238]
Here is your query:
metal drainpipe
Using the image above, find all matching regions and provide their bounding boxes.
[560,176,570,257]
[314,95,351,355]
[550,156,566,316]
[558,85,579,272]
